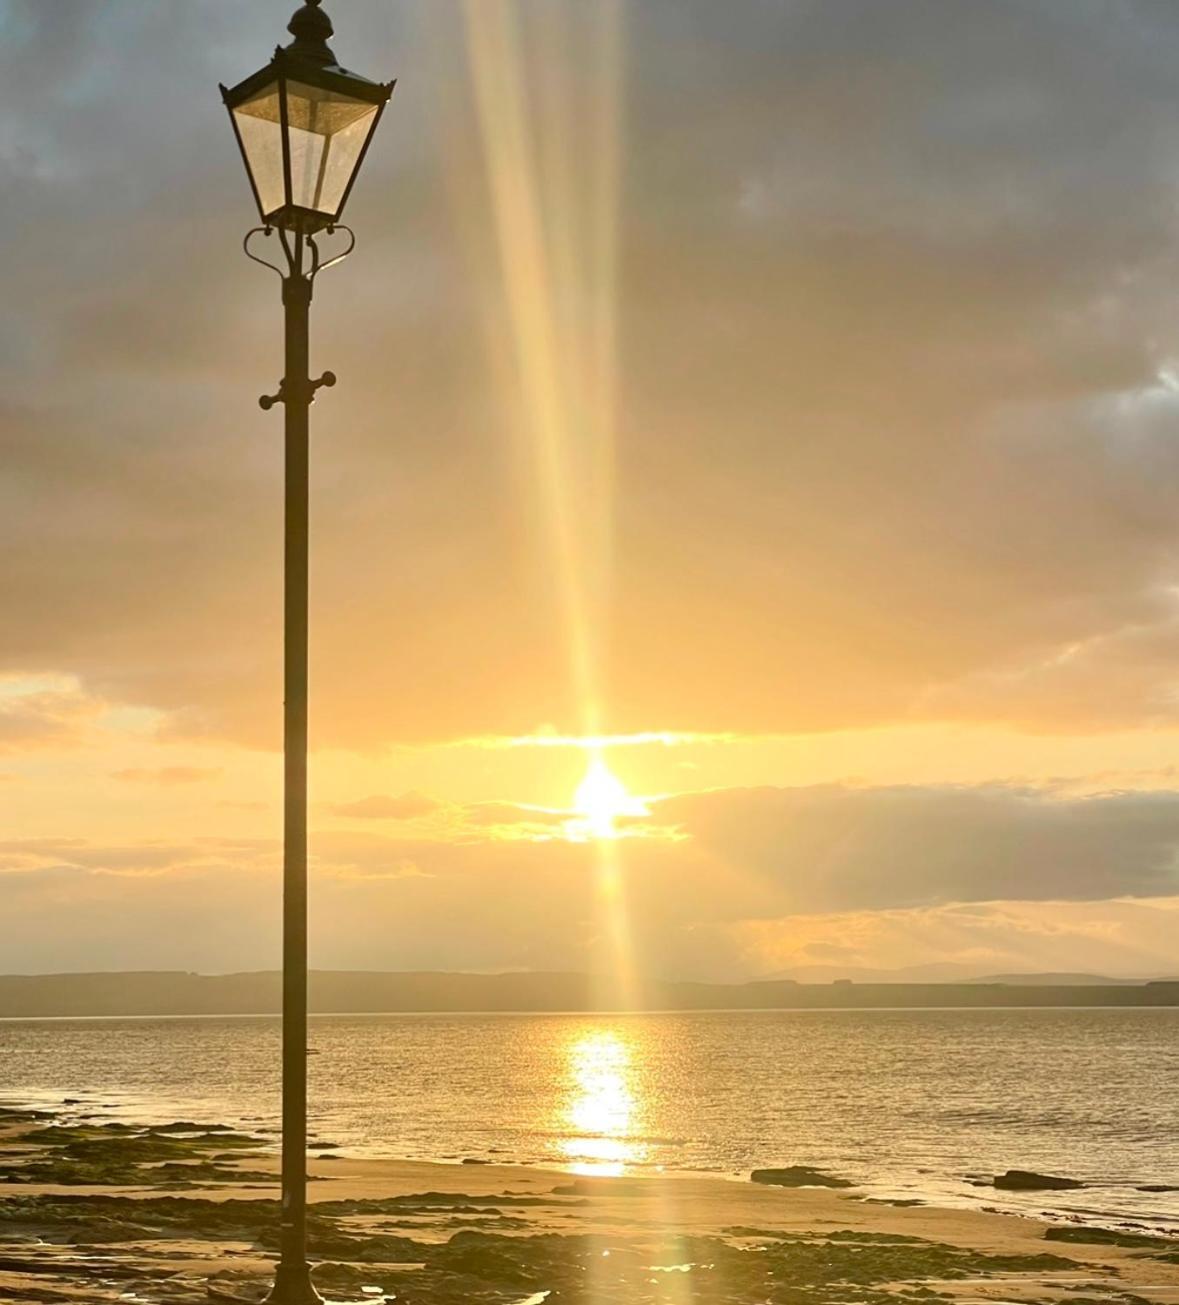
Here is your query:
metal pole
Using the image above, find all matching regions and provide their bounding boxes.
[272,267,317,1305]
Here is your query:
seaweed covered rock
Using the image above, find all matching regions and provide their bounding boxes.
[751,1165,854,1188]
[993,1170,1083,1191]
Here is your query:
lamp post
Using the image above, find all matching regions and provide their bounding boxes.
[220,4,393,1301]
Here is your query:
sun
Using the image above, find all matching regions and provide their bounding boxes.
[570,757,648,840]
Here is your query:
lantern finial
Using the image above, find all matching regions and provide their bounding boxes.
[286,0,335,66]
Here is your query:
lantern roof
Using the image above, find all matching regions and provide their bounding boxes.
[221,1,393,111]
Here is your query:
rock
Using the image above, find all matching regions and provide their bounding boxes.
[993,1170,1083,1191]
[462,1157,490,1165]
[1045,1226,1170,1248]
[750,1165,853,1189]
[152,1121,233,1134]
[1137,1184,1179,1193]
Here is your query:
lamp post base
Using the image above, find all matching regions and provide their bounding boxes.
[206,1265,323,1303]
[263,1261,323,1304]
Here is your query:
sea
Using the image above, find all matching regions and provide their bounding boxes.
[3,1007,1177,1231]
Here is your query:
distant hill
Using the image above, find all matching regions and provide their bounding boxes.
[970,972,1143,986]
[769,964,1166,985]
[769,962,987,984]
[0,970,1176,1018]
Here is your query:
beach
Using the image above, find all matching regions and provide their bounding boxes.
[3,1104,1178,1305]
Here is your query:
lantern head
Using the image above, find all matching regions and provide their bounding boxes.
[221,0,393,234]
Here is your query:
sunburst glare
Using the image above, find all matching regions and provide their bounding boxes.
[569,756,649,841]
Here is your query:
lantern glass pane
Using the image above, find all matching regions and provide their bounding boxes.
[284,80,380,217]
[232,83,286,217]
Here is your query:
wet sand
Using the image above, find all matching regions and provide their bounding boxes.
[2,1108,1178,1305]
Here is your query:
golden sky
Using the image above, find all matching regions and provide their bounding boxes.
[4,0,1179,979]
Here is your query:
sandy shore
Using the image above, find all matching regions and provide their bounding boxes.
[2,1110,1178,1305]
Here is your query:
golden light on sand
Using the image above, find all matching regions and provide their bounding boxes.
[571,756,648,840]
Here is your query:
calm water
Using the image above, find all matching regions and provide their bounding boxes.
[3,1008,1177,1229]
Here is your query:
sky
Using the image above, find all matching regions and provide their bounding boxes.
[4,0,1179,981]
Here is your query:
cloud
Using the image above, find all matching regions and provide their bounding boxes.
[7,3,1179,745]
[655,783,1179,913]
[0,675,104,752]
[13,779,1178,917]
[0,836,274,879]
[327,792,659,844]
[110,766,222,786]
[452,731,734,750]
[460,801,569,828]
[2,780,1179,976]
[330,791,443,820]
[729,898,1179,984]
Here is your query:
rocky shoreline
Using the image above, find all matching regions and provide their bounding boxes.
[2,1102,1179,1304]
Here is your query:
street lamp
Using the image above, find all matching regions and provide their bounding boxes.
[220,3,393,1302]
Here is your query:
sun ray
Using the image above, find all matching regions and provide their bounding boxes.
[460,17,691,1297]
[462,0,640,988]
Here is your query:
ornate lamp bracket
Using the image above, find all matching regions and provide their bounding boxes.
[243,224,356,285]
[259,371,337,410]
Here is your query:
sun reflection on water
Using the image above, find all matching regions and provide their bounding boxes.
[558,1028,647,1175]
